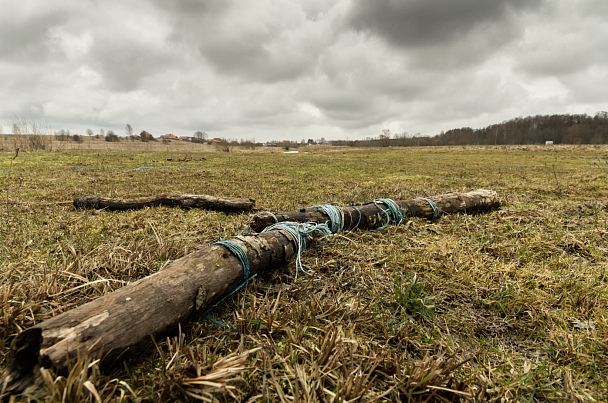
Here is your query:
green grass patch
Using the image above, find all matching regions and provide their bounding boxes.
[2,144,608,401]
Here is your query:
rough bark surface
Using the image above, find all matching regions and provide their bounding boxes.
[250,189,500,232]
[4,230,296,393]
[73,194,255,213]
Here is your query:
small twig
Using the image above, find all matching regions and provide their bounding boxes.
[552,164,565,193]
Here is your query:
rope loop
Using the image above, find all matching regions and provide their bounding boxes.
[416,197,440,220]
[310,204,344,234]
[213,240,251,280]
[373,198,405,229]
[205,240,257,328]
[242,210,279,235]
[262,221,332,279]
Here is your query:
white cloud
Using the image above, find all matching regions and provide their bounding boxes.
[299,103,322,119]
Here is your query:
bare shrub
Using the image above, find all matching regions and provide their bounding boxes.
[11,116,53,151]
[216,140,233,153]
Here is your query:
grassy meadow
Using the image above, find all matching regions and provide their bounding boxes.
[1,142,608,401]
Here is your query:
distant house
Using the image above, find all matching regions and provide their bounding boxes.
[545,141,554,146]
[207,138,223,144]
[178,136,190,141]
[160,133,178,140]
[140,131,155,141]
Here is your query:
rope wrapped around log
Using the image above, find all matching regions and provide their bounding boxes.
[248,189,500,233]
[3,227,323,394]
[4,189,500,394]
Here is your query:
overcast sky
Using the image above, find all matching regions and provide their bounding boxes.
[1,0,606,142]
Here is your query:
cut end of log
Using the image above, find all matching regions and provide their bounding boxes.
[457,189,501,210]
[3,327,43,394]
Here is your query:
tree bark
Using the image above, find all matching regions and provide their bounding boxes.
[249,189,500,232]
[4,230,296,394]
[73,194,255,213]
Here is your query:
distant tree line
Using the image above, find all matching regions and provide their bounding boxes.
[328,112,608,147]
[434,112,608,146]
[19,113,608,149]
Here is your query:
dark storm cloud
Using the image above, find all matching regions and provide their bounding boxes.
[347,0,541,48]
[346,0,544,68]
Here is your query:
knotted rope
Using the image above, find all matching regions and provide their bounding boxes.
[204,240,257,328]
[310,204,344,234]
[262,221,332,279]
[416,197,440,220]
[373,198,405,230]
[242,210,279,235]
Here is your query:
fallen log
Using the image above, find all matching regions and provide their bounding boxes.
[4,190,500,394]
[3,228,308,394]
[249,189,499,232]
[73,193,255,213]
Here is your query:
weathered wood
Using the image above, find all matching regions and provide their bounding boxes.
[73,194,256,213]
[249,189,500,232]
[4,230,297,393]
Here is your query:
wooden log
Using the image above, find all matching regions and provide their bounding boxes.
[249,189,500,232]
[5,190,499,393]
[3,230,299,394]
[73,194,255,213]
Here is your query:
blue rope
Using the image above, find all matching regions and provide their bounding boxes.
[417,197,440,220]
[205,316,236,329]
[310,204,344,234]
[373,198,405,230]
[242,211,279,235]
[204,240,257,329]
[262,221,332,279]
[213,241,252,280]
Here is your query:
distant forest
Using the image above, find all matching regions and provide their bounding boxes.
[331,112,608,147]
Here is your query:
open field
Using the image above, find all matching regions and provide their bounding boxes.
[0,134,234,153]
[1,144,608,401]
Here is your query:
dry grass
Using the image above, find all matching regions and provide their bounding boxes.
[1,143,608,401]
